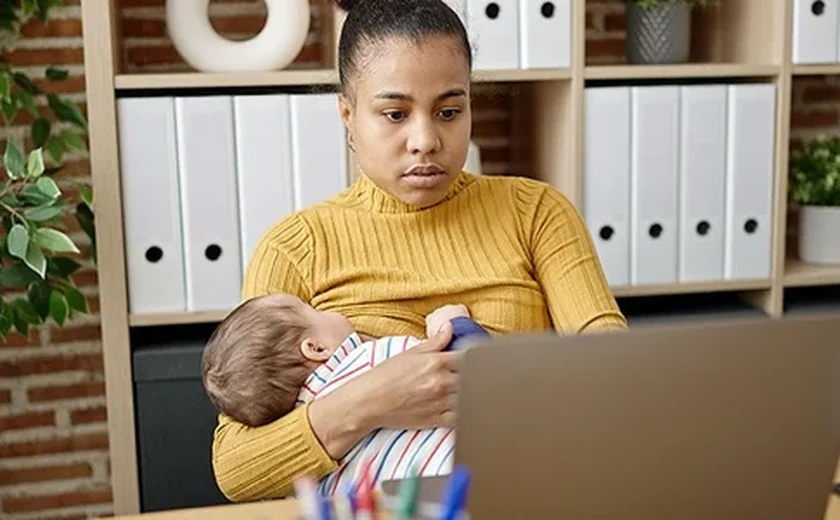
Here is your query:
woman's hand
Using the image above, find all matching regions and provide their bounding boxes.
[307,323,462,460]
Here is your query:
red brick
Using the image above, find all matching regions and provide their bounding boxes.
[0,389,10,404]
[791,109,839,129]
[802,84,840,103]
[586,38,626,59]
[27,381,105,402]
[0,329,41,349]
[0,432,109,458]
[49,324,101,344]
[34,75,87,95]
[2,489,112,513]
[6,48,84,66]
[70,406,107,425]
[71,269,98,288]
[0,463,91,486]
[87,296,101,314]
[0,354,103,377]
[210,15,268,35]
[0,411,54,431]
[21,19,83,38]
[604,13,626,32]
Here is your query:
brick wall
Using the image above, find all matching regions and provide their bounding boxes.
[0,1,830,518]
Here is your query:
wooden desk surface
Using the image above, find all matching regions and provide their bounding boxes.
[111,462,840,520]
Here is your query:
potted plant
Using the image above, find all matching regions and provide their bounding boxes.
[626,0,720,64]
[789,135,840,265]
[0,0,96,340]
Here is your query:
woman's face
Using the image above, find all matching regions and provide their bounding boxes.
[339,35,472,208]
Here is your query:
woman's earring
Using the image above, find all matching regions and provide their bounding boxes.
[347,133,355,153]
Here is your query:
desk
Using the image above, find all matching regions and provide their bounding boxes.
[112,461,840,520]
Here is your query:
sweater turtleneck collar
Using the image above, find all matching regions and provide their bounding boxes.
[346,169,475,213]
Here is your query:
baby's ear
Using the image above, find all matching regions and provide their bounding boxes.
[299,338,332,362]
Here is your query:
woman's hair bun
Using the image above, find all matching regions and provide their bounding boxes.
[333,0,360,11]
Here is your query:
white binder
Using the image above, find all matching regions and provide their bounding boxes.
[467,0,519,69]
[175,96,243,311]
[233,94,295,274]
[630,86,680,286]
[289,93,348,210]
[724,83,776,280]
[583,86,631,287]
[117,97,186,314]
[792,0,838,64]
[519,0,571,69]
[678,85,727,282]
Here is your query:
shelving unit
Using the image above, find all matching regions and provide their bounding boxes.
[79,0,840,515]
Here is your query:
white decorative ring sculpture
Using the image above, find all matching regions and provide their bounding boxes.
[166,0,311,72]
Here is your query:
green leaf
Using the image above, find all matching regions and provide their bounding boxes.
[48,290,69,326]
[35,176,60,198]
[28,281,51,320]
[45,67,68,81]
[25,203,63,222]
[23,242,46,278]
[0,302,12,339]
[7,224,28,260]
[13,72,41,95]
[1,97,17,125]
[13,297,42,325]
[0,73,10,102]
[27,148,44,178]
[47,93,87,130]
[47,256,81,278]
[60,129,86,152]
[21,186,54,206]
[33,228,79,254]
[78,184,92,207]
[3,141,24,179]
[32,118,51,147]
[75,202,95,260]
[64,285,87,314]
[0,264,39,288]
[18,91,38,118]
[45,135,63,163]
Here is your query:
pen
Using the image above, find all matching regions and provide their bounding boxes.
[355,457,376,520]
[397,465,420,519]
[438,465,470,520]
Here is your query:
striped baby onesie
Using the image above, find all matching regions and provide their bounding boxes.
[296,332,455,496]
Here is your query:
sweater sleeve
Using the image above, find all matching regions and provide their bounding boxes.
[526,185,628,334]
[211,218,337,501]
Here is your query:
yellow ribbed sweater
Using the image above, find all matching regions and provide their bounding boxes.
[211,171,627,501]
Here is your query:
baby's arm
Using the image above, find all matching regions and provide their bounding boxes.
[425,304,471,337]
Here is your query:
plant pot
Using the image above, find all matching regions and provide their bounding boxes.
[625,1,692,64]
[799,205,840,264]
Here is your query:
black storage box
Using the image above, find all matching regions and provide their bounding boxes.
[132,324,229,512]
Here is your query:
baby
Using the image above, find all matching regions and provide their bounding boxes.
[201,293,490,495]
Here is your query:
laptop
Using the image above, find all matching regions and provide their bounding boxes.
[382,312,840,519]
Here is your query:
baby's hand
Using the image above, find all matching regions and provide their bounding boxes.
[426,304,470,337]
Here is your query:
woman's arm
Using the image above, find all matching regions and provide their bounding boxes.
[212,222,461,501]
[527,185,629,334]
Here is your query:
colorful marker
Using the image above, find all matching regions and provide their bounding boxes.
[355,457,377,520]
[397,465,420,519]
[438,465,470,520]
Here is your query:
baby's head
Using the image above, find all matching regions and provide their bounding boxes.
[201,293,354,427]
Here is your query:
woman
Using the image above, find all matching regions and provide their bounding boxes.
[211,0,627,501]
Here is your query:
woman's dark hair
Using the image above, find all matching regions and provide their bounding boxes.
[332,0,472,94]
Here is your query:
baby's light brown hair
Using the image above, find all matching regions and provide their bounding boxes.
[201,295,315,427]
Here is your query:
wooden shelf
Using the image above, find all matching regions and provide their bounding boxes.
[114,67,572,91]
[612,278,773,298]
[784,258,840,287]
[585,64,780,81]
[115,69,340,90]
[792,64,840,76]
[129,310,229,327]
[472,68,571,82]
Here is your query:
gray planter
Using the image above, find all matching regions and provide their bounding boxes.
[626,1,692,64]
